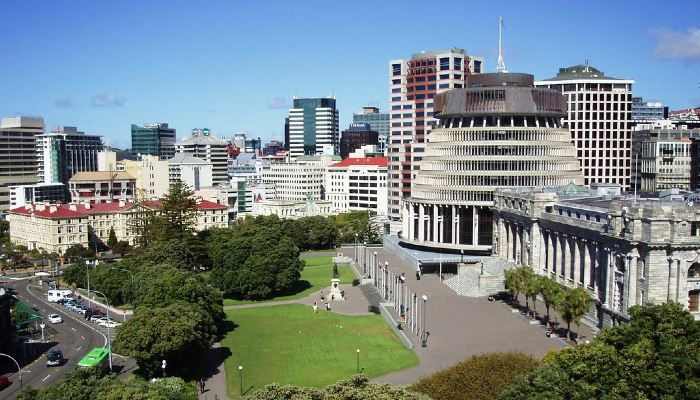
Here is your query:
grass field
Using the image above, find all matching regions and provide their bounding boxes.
[223,304,418,397]
[223,257,354,306]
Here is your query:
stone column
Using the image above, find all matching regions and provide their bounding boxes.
[583,240,592,288]
[572,237,581,284]
[472,206,480,247]
[559,234,567,282]
[627,253,637,309]
[453,205,458,245]
[435,205,441,244]
[605,250,614,308]
[418,204,425,242]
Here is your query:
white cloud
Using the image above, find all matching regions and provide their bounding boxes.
[267,96,291,109]
[91,92,126,107]
[54,99,74,109]
[651,27,700,64]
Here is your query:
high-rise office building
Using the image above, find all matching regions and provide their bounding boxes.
[339,123,379,159]
[131,122,176,160]
[0,116,44,212]
[352,107,389,154]
[402,72,583,253]
[535,64,634,189]
[387,48,484,223]
[175,128,229,185]
[632,97,667,120]
[36,126,104,199]
[288,96,339,160]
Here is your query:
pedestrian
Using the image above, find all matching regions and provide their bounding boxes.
[326,302,331,311]
[320,291,324,301]
[331,294,335,301]
[199,378,205,393]
[416,270,420,280]
[313,301,318,313]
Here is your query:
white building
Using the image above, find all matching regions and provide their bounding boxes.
[535,64,634,190]
[262,155,339,202]
[69,171,136,204]
[102,153,170,199]
[169,153,213,191]
[175,129,229,184]
[0,116,45,212]
[326,156,387,216]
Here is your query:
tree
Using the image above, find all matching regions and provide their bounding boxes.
[158,181,198,241]
[114,302,216,378]
[411,352,540,400]
[558,286,593,340]
[250,375,430,400]
[504,266,530,308]
[16,366,197,400]
[107,227,118,248]
[498,302,700,400]
[519,269,537,315]
[538,275,563,325]
[111,240,131,256]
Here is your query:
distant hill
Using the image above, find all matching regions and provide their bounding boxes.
[104,146,135,161]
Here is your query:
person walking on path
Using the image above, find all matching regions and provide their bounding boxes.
[313,301,318,313]
[198,378,205,393]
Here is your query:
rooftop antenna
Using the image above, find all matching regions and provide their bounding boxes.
[496,16,508,73]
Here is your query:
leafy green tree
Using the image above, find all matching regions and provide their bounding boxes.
[114,302,216,378]
[111,240,131,256]
[250,375,430,400]
[107,226,118,248]
[158,181,198,240]
[11,307,29,328]
[295,216,339,250]
[498,302,700,400]
[411,352,540,400]
[504,265,530,308]
[559,286,593,340]
[538,275,563,325]
[16,366,196,400]
[139,268,224,326]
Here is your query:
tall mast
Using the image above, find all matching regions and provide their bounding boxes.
[496,16,508,73]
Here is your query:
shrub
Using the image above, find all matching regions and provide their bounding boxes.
[411,351,540,400]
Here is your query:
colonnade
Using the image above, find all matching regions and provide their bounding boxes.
[403,202,492,249]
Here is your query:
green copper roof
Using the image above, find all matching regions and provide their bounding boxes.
[540,65,625,82]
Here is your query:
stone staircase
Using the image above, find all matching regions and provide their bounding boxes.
[444,257,516,297]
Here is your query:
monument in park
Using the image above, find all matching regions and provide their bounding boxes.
[329,263,345,301]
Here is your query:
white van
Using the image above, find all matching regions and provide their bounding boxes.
[47,290,73,303]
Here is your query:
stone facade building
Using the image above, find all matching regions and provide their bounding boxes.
[492,185,700,328]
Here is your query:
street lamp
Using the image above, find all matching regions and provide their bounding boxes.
[162,359,167,378]
[86,259,99,308]
[239,365,243,396]
[356,349,360,374]
[40,322,45,341]
[384,261,389,300]
[79,288,112,371]
[421,295,428,347]
[0,353,21,391]
[460,249,464,263]
[373,252,378,286]
[354,233,358,262]
[111,267,135,309]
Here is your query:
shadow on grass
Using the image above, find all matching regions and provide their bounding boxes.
[215,321,239,341]
[200,345,233,381]
[271,280,312,297]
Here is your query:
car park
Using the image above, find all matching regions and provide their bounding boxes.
[46,349,64,366]
[487,291,511,301]
[48,314,63,323]
[95,317,110,325]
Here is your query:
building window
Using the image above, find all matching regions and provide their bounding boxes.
[692,222,700,236]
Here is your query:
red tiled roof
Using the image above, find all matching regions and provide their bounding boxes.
[195,199,227,209]
[10,197,225,218]
[329,157,388,168]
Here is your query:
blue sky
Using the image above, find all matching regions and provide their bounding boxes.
[2,1,699,149]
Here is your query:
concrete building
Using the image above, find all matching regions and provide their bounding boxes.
[535,64,634,189]
[326,156,387,215]
[131,123,176,160]
[288,96,339,160]
[632,97,667,120]
[387,48,484,223]
[262,155,339,202]
[0,116,44,212]
[117,154,170,199]
[339,123,379,159]
[352,107,389,154]
[263,140,283,156]
[402,72,584,254]
[9,183,65,208]
[169,153,214,191]
[36,126,104,200]
[175,128,229,185]
[8,198,227,253]
[69,171,136,203]
[493,185,700,326]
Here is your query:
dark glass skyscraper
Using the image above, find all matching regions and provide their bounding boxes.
[131,123,176,160]
[288,96,339,160]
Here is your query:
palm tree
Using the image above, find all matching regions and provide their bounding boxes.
[523,273,543,318]
[539,275,563,325]
[559,286,593,341]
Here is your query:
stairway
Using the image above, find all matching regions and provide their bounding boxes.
[444,257,516,297]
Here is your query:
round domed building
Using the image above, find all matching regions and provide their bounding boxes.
[402,72,584,254]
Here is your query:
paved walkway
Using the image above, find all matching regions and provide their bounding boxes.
[199,247,595,398]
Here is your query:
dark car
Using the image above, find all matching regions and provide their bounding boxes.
[0,375,8,389]
[46,349,64,366]
[488,291,511,301]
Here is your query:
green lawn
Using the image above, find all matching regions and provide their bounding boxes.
[222,304,418,397]
[222,262,355,306]
[302,256,333,266]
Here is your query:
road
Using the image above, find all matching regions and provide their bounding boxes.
[1,279,131,399]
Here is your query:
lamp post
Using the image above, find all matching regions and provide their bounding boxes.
[111,267,135,309]
[162,359,167,378]
[85,260,91,308]
[40,322,45,341]
[384,261,389,300]
[80,288,112,371]
[0,353,21,391]
[421,295,428,347]
[354,233,358,262]
[239,365,243,396]
[460,249,464,263]
[373,252,378,286]
[356,349,360,374]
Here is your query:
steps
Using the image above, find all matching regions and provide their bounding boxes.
[444,257,516,297]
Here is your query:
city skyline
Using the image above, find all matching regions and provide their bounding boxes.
[1,0,698,150]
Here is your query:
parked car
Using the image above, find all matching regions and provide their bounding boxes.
[89,314,106,323]
[487,291,511,301]
[46,349,64,366]
[0,375,8,389]
[48,314,63,323]
[95,317,110,326]
[103,321,121,328]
